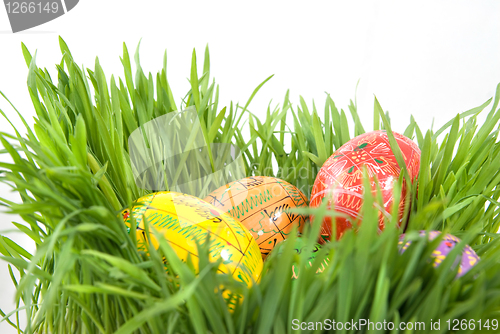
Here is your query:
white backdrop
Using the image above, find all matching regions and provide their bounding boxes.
[1,1,499,332]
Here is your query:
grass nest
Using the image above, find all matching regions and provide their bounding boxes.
[0,38,499,333]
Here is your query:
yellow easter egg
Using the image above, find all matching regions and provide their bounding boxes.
[122,191,263,288]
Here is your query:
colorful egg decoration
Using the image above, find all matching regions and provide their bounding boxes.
[204,176,308,259]
[122,191,263,287]
[310,130,421,242]
[271,237,330,279]
[398,231,480,277]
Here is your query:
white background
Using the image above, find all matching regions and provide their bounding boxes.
[1,1,499,332]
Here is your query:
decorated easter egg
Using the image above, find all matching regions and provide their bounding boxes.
[204,176,308,259]
[310,130,421,242]
[398,231,480,277]
[122,191,263,287]
[271,237,330,279]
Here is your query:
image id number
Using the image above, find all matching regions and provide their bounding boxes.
[447,319,498,331]
[5,2,59,14]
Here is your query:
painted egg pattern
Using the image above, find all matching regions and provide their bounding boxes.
[399,231,480,277]
[310,130,421,242]
[122,191,263,287]
[204,176,308,259]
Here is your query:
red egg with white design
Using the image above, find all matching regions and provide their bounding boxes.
[309,130,421,242]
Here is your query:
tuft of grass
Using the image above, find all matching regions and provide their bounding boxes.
[0,37,499,333]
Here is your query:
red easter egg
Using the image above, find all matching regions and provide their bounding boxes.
[310,130,421,242]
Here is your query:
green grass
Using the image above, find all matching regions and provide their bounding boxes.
[0,37,499,333]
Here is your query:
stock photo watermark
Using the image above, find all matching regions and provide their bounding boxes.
[3,0,79,32]
[291,318,499,332]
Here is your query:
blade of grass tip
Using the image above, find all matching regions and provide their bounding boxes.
[296,105,317,155]
[260,110,287,156]
[234,75,274,129]
[324,93,332,154]
[403,118,415,139]
[0,92,36,151]
[312,110,327,164]
[326,96,341,149]
[147,73,155,119]
[414,119,425,147]
[87,153,121,210]
[118,81,138,136]
[0,236,32,259]
[208,107,226,143]
[59,36,73,58]
[198,82,215,121]
[375,97,411,187]
[348,99,365,135]
[201,44,210,96]
[21,42,33,68]
[110,76,124,144]
[280,90,290,145]
[432,115,460,196]
[163,51,177,112]
[373,98,380,131]
[253,125,286,162]
[0,308,21,329]
[190,49,201,115]
[134,40,149,100]
[298,96,312,122]
[417,131,432,211]
[58,36,74,66]
[433,97,492,140]
[25,53,49,125]
[120,42,135,105]
[207,82,218,123]
[11,222,42,245]
[469,87,500,156]
[0,256,51,281]
[442,196,476,220]
[480,82,500,127]
[339,109,350,145]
